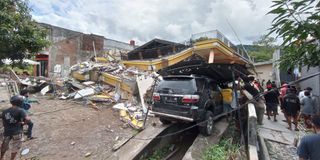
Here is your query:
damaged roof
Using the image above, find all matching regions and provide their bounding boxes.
[126,38,187,60]
[158,58,251,83]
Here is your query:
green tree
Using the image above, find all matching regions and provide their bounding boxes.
[0,0,49,66]
[268,0,320,69]
[248,35,277,62]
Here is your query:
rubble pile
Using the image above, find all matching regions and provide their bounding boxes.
[56,60,155,130]
[2,58,157,130]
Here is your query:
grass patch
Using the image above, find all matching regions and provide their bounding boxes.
[202,123,244,160]
[147,144,172,160]
[202,138,240,160]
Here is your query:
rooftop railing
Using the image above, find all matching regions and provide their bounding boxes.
[190,30,252,63]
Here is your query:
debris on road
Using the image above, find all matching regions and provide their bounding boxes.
[84,152,92,157]
[1,53,158,135]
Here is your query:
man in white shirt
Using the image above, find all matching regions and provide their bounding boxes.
[299,87,313,101]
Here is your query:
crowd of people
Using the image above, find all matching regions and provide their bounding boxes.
[242,76,319,160]
[243,77,318,130]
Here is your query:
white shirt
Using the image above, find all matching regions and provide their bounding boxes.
[299,90,313,101]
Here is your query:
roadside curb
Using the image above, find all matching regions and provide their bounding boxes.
[258,134,270,160]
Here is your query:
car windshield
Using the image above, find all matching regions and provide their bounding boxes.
[157,77,196,94]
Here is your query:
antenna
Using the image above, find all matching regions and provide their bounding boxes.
[226,18,252,62]
[226,18,258,76]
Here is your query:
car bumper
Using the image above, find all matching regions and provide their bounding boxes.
[151,106,201,122]
[151,111,195,122]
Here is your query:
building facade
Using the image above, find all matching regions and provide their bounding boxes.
[254,61,274,83]
[36,23,135,77]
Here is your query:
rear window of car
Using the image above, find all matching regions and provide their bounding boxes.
[157,77,196,94]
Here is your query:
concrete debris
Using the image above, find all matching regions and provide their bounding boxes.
[82,81,95,86]
[74,87,95,99]
[3,57,157,132]
[84,152,92,157]
[113,103,127,110]
[119,109,144,130]
[21,148,30,156]
[40,85,50,95]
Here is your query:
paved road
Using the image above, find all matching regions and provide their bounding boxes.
[258,109,309,160]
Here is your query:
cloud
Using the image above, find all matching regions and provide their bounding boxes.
[29,0,275,45]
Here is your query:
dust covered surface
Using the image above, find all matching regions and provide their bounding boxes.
[1,95,139,160]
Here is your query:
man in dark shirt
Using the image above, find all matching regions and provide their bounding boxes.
[264,84,280,121]
[1,95,30,160]
[283,88,300,131]
[297,115,320,160]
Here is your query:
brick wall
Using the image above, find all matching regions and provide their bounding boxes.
[82,34,104,52]
[54,37,79,66]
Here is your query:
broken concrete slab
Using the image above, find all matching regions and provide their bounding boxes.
[74,87,95,99]
[71,82,86,90]
[82,81,95,86]
[136,75,154,113]
[108,124,169,160]
[40,85,50,95]
[113,103,127,110]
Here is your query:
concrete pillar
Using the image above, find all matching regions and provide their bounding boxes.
[208,49,214,63]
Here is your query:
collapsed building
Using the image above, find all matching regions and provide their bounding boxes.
[35,23,136,77]
[5,28,254,130]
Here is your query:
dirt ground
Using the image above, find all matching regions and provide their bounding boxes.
[0,86,143,160]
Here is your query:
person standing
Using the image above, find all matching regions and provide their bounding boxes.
[299,87,313,101]
[1,95,30,160]
[266,80,272,90]
[261,79,266,89]
[301,91,317,129]
[242,76,265,125]
[283,88,300,131]
[297,115,320,160]
[264,84,280,121]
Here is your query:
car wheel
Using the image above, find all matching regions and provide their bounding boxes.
[199,111,214,136]
[159,117,171,125]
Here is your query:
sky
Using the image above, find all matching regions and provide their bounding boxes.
[29,0,275,46]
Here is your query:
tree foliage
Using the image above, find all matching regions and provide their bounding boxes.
[0,0,49,65]
[246,35,277,62]
[268,0,320,69]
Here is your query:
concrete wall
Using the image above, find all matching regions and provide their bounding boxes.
[37,23,135,77]
[272,49,296,86]
[255,63,274,82]
[103,39,135,60]
[299,66,320,96]
[82,34,104,51]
